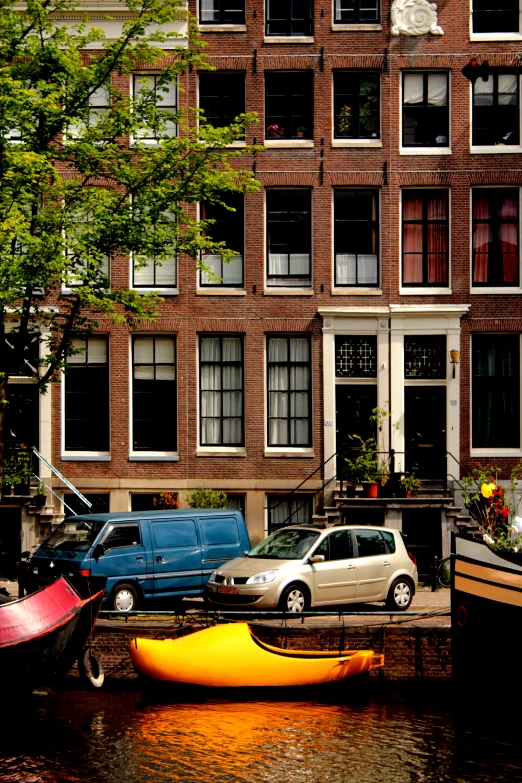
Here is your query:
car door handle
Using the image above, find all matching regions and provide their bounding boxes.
[346,564,355,570]
[383,561,391,566]
[136,556,143,561]
[156,555,165,563]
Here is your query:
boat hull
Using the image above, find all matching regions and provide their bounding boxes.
[452,533,522,684]
[0,576,105,695]
[130,622,384,688]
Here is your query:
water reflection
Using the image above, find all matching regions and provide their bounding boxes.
[1,685,521,783]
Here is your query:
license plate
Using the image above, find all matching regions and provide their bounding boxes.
[217,586,237,595]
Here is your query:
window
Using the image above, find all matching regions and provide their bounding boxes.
[133,74,177,142]
[199,72,245,129]
[68,85,110,137]
[404,336,446,379]
[266,190,312,287]
[472,189,519,287]
[334,0,380,23]
[63,493,110,517]
[472,0,519,34]
[473,73,519,146]
[402,73,449,148]
[64,336,109,452]
[265,71,313,140]
[199,0,245,24]
[132,336,177,452]
[334,190,379,287]
[402,190,449,287]
[335,335,378,378]
[267,336,311,446]
[132,207,177,290]
[200,194,244,287]
[315,529,354,560]
[225,494,246,518]
[267,494,313,532]
[334,72,380,140]
[65,211,110,288]
[472,334,520,448]
[199,336,244,446]
[103,524,141,550]
[355,529,387,557]
[266,0,313,36]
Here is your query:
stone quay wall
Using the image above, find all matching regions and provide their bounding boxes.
[79,620,452,683]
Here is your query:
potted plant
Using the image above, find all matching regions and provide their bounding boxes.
[399,474,421,498]
[343,435,379,498]
[337,104,352,136]
[33,482,48,508]
[3,446,32,495]
[295,125,306,138]
[267,123,285,138]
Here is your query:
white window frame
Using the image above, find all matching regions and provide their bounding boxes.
[470,0,522,41]
[399,71,452,156]
[470,74,522,154]
[264,188,314,294]
[331,187,382,294]
[130,72,178,147]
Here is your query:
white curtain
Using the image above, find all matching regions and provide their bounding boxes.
[404,74,424,105]
[201,0,215,21]
[269,253,288,275]
[499,74,518,105]
[427,74,447,106]
[289,253,310,275]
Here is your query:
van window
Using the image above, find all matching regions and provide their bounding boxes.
[200,516,239,546]
[151,520,198,548]
[103,524,141,550]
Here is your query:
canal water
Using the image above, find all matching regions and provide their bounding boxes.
[1,683,521,783]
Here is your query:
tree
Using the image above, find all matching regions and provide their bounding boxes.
[0,0,258,484]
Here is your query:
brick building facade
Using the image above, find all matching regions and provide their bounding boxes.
[5,0,522,565]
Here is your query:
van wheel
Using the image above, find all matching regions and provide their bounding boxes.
[111,583,139,612]
[278,583,310,613]
[386,578,413,611]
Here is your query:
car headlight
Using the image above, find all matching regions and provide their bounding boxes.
[246,569,278,585]
[209,570,218,582]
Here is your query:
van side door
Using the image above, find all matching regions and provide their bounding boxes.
[198,514,244,585]
[150,519,203,597]
[90,522,150,597]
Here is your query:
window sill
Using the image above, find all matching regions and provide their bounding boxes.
[264,288,314,295]
[226,141,246,148]
[332,288,382,295]
[132,287,178,296]
[61,453,111,462]
[471,448,522,458]
[332,24,382,31]
[263,36,314,44]
[470,145,522,154]
[198,24,247,32]
[400,147,451,156]
[196,288,246,296]
[264,139,314,148]
[471,286,522,294]
[470,33,522,41]
[400,287,452,296]
[197,448,247,457]
[129,453,179,461]
[264,449,315,457]
[332,139,382,148]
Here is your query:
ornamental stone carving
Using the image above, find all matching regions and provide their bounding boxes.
[391,0,444,36]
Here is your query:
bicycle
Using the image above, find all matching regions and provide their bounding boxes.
[435,556,452,589]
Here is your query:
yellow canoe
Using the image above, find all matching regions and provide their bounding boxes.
[129,622,384,688]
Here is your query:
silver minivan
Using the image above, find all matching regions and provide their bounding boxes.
[206,524,418,612]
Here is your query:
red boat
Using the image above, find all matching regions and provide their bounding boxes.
[0,575,105,696]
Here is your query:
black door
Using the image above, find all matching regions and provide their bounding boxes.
[405,386,446,478]
[402,508,441,583]
[0,508,21,579]
[5,384,39,449]
[336,385,377,478]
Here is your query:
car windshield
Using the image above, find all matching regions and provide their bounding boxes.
[39,519,104,554]
[247,528,320,560]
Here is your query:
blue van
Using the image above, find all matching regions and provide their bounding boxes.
[26,509,251,610]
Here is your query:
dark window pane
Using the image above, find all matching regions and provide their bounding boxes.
[265,71,313,139]
[472,335,520,448]
[334,72,380,139]
[334,0,380,23]
[266,0,313,36]
[472,188,519,286]
[199,72,245,129]
[200,194,244,287]
[199,0,245,24]
[335,335,378,377]
[472,0,519,33]
[473,73,519,146]
[64,337,109,451]
[355,529,387,557]
[402,72,449,147]
[334,190,379,286]
[63,493,110,517]
[103,524,141,550]
[266,189,312,286]
[132,336,177,451]
[404,336,446,379]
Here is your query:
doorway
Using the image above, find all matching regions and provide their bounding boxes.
[336,385,377,479]
[0,507,21,579]
[404,386,446,478]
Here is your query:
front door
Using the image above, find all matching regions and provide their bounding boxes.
[336,384,377,479]
[405,386,446,478]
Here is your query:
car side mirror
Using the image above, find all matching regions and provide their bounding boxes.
[309,554,325,564]
[92,544,105,562]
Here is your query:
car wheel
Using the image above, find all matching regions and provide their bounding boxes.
[111,583,139,612]
[386,577,413,611]
[279,583,310,613]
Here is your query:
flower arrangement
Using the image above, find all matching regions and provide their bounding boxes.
[267,124,285,138]
[337,105,352,135]
[460,463,522,553]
